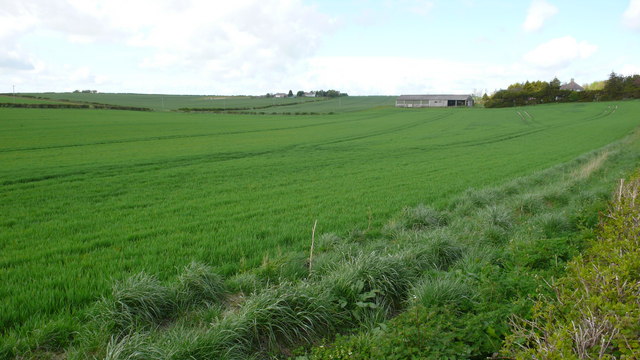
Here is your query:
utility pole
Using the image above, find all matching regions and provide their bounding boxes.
[13,84,15,103]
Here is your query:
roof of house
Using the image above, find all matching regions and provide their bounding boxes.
[397,94,472,101]
[560,79,584,91]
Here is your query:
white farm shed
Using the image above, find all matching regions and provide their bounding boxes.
[396,95,474,108]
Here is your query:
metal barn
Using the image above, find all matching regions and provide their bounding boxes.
[396,94,474,108]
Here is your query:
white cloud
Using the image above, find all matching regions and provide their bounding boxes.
[0,50,34,70]
[623,0,640,30]
[522,0,558,32]
[0,0,335,91]
[299,56,522,95]
[406,0,434,16]
[524,36,597,69]
[619,64,640,75]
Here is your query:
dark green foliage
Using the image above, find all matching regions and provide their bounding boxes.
[510,237,581,276]
[485,72,640,108]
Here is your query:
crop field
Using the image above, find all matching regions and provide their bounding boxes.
[24,93,327,111]
[0,95,70,105]
[2,99,640,349]
[246,96,396,114]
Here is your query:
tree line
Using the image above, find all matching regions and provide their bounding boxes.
[484,72,640,108]
[265,89,348,98]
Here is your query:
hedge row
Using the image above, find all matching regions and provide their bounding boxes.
[0,103,151,111]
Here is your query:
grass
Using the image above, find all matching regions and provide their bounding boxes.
[303,133,640,359]
[1,99,640,357]
[23,93,329,111]
[0,95,71,105]
[503,174,640,359]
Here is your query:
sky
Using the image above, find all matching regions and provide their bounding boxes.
[1,0,639,95]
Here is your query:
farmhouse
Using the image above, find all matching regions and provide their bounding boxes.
[396,94,474,108]
[559,78,584,91]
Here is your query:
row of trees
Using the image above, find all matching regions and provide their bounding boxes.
[314,89,348,98]
[265,89,348,98]
[484,72,640,108]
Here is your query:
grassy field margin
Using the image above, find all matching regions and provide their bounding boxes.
[502,174,640,359]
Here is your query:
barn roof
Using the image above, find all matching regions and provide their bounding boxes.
[397,94,472,101]
[559,79,584,91]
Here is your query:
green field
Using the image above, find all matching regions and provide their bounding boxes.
[0,95,70,105]
[23,93,330,111]
[2,99,640,350]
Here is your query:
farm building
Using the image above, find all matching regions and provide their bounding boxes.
[560,78,584,91]
[396,94,474,108]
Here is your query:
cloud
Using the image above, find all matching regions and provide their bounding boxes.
[522,0,558,32]
[0,55,34,70]
[619,64,640,75]
[300,56,524,95]
[524,36,597,69]
[0,0,335,88]
[623,0,640,30]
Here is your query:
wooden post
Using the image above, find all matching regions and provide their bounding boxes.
[309,219,318,271]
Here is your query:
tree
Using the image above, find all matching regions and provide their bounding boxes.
[288,90,293,97]
[296,90,305,97]
[604,71,624,100]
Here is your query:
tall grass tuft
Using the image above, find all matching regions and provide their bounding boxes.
[513,192,545,216]
[97,272,176,335]
[226,272,264,295]
[232,282,339,353]
[104,333,165,360]
[321,251,419,322]
[409,272,477,310]
[535,212,572,238]
[401,204,448,230]
[481,205,514,230]
[416,232,465,270]
[175,262,226,309]
[163,325,248,360]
